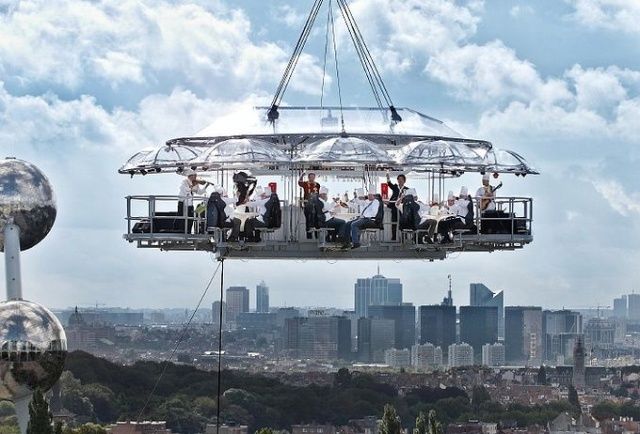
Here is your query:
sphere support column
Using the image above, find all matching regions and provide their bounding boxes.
[4,222,22,300]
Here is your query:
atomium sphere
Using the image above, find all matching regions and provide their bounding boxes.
[0,300,67,402]
[0,158,57,252]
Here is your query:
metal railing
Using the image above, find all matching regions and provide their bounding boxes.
[124,195,534,249]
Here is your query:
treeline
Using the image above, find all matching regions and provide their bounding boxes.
[53,352,575,434]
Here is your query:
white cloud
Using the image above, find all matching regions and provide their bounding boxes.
[510,5,534,17]
[565,0,640,34]
[273,4,305,28]
[0,0,324,99]
[592,179,640,217]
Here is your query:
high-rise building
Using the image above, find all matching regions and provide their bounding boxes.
[481,343,505,367]
[384,348,411,368]
[357,318,395,363]
[505,306,543,366]
[367,304,416,349]
[411,343,442,371]
[543,309,582,364]
[276,307,300,329]
[572,336,586,388]
[628,293,640,320]
[613,296,627,318]
[354,269,402,318]
[419,305,456,357]
[226,286,250,324]
[212,301,226,327]
[448,343,474,367]
[459,306,498,361]
[256,281,269,313]
[284,316,351,360]
[469,283,504,338]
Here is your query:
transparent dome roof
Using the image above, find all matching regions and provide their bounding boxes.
[397,140,485,171]
[295,136,394,166]
[195,106,463,138]
[483,149,538,175]
[119,148,154,172]
[192,138,291,169]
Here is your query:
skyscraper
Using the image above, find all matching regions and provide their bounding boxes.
[354,268,402,318]
[357,318,395,362]
[226,286,250,324]
[419,305,456,357]
[543,309,582,364]
[367,304,416,349]
[572,336,586,388]
[469,283,504,338]
[505,306,543,366]
[628,293,640,320]
[613,295,627,318]
[459,306,498,361]
[256,281,269,313]
[212,301,226,327]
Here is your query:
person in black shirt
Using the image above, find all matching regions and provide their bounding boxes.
[386,172,409,241]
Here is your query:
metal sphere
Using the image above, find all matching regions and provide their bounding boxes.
[0,300,67,402]
[0,158,57,251]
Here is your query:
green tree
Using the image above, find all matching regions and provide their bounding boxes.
[471,386,491,411]
[427,410,443,434]
[568,386,581,415]
[334,368,352,388]
[0,401,15,417]
[413,411,427,434]
[379,404,401,434]
[75,423,107,434]
[27,389,53,434]
[54,422,64,434]
[255,429,274,434]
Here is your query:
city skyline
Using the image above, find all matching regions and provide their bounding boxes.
[0,1,638,310]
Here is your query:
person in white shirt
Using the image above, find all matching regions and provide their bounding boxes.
[319,187,346,242]
[438,186,473,243]
[178,169,209,233]
[476,174,497,212]
[243,188,274,242]
[340,188,381,249]
[416,193,441,243]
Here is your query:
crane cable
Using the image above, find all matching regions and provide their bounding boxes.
[215,259,225,434]
[136,261,222,421]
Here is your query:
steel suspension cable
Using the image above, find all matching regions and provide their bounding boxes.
[329,0,345,132]
[319,0,331,110]
[215,259,225,434]
[136,261,222,421]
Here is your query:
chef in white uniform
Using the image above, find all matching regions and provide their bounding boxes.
[178,169,209,233]
[476,174,496,212]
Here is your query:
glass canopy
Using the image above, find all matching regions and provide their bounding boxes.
[295,136,394,166]
[191,138,291,169]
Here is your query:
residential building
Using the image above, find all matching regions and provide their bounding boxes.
[448,342,474,367]
[481,343,505,367]
[411,343,442,371]
[384,348,411,368]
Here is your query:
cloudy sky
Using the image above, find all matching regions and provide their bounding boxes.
[1,0,639,311]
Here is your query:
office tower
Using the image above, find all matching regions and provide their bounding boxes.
[226,286,250,324]
[236,313,277,330]
[354,268,403,318]
[419,305,456,357]
[411,343,442,371]
[357,318,395,363]
[481,343,505,367]
[367,304,416,349]
[543,309,582,363]
[276,307,300,329]
[470,283,504,338]
[342,310,359,351]
[256,281,269,313]
[284,316,351,360]
[384,348,411,368]
[448,343,474,367]
[628,293,640,320]
[613,296,627,318]
[459,306,498,361]
[442,275,453,306]
[572,336,586,388]
[584,317,615,354]
[212,301,226,327]
[505,306,543,366]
